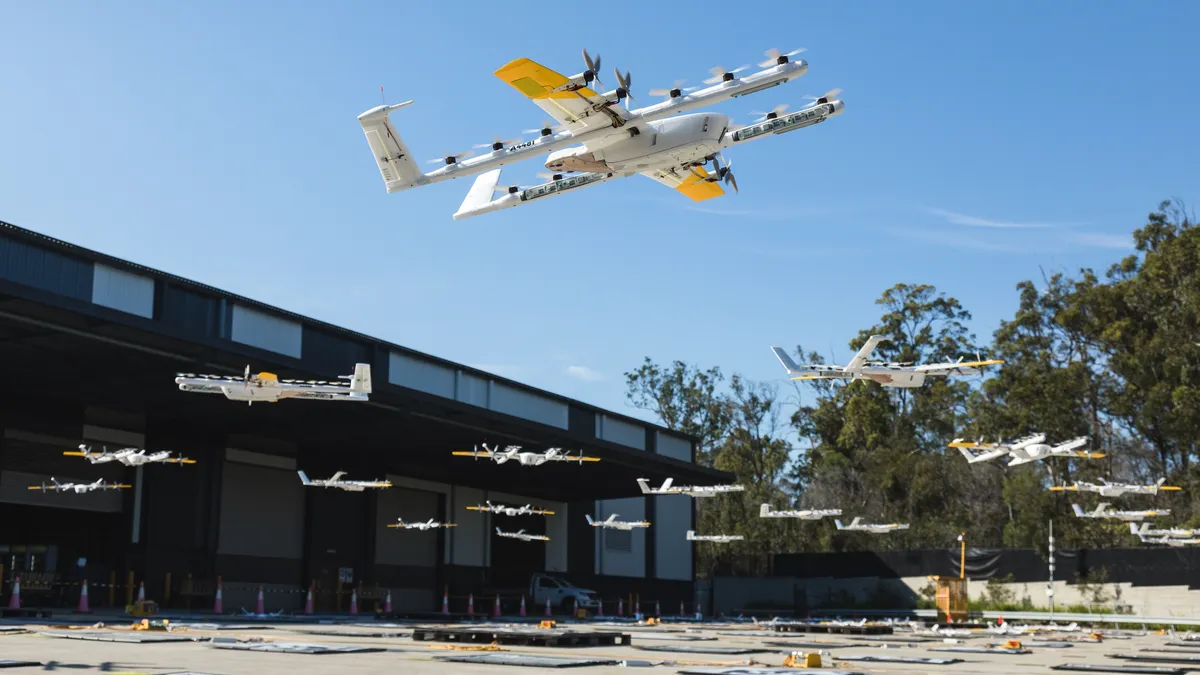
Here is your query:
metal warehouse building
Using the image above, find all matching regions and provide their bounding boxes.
[0,220,729,614]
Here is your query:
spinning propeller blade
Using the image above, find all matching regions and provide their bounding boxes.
[473,136,524,151]
[649,80,696,99]
[582,48,604,90]
[803,88,843,105]
[522,120,561,136]
[426,150,475,165]
[613,68,634,104]
[759,47,807,68]
[750,104,790,122]
[703,64,750,85]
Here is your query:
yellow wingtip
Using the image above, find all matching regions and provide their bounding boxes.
[63,451,86,456]
[1160,486,1183,491]
[386,524,400,528]
[544,510,557,515]
[581,457,601,462]
[790,375,821,381]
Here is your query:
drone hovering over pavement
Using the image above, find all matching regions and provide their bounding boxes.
[685,530,744,543]
[66,444,195,467]
[636,477,744,497]
[834,517,911,534]
[28,477,131,494]
[358,48,844,219]
[388,517,456,531]
[453,444,600,466]
[1071,503,1169,522]
[951,434,1101,467]
[175,364,371,404]
[297,471,392,492]
[770,336,1003,388]
[467,500,555,516]
[495,528,550,542]
[586,514,651,531]
[759,503,841,520]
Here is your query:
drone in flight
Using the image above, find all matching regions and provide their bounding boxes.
[466,500,556,517]
[28,477,131,494]
[952,435,1101,467]
[388,517,456,531]
[495,528,550,542]
[1052,478,1181,498]
[175,364,372,405]
[835,517,910,534]
[636,477,744,498]
[759,503,842,520]
[66,444,195,467]
[453,444,600,466]
[1071,503,1169,522]
[686,530,744,544]
[770,336,1003,388]
[586,514,651,531]
[359,48,844,219]
[297,471,392,492]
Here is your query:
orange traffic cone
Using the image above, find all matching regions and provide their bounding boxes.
[384,590,392,614]
[78,580,91,613]
[303,586,313,615]
[213,579,223,614]
[349,589,358,615]
[519,595,526,617]
[255,586,264,614]
[8,577,20,609]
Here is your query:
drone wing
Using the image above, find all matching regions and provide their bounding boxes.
[640,166,726,202]
[913,358,1005,374]
[493,57,632,138]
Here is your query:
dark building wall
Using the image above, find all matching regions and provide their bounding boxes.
[0,236,93,302]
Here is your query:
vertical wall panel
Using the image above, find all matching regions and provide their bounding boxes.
[654,495,692,580]
[598,415,646,450]
[160,285,221,338]
[596,497,645,578]
[490,383,568,429]
[389,352,454,399]
[302,328,370,377]
[0,236,93,301]
[457,372,488,407]
[218,459,304,558]
[656,432,692,462]
[91,263,154,318]
[230,304,302,358]
[544,501,567,573]
[451,486,487,567]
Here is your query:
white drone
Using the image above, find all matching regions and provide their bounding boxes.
[297,471,391,492]
[586,514,651,531]
[770,337,1003,389]
[66,444,195,467]
[1071,503,1169,522]
[1130,522,1198,539]
[495,527,550,542]
[834,517,910,534]
[453,444,600,466]
[28,477,131,494]
[952,434,1101,466]
[759,503,841,520]
[175,364,371,405]
[686,530,743,543]
[1052,478,1181,497]
[466,500,555,517]
[359,48,844,219]
[636,477,744,498]
[388,517,456,531]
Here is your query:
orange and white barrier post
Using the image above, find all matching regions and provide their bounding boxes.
[78,580,91,613]
[519,595,526,617]
[441,587,449,615]
[467,593,474,617]
[617,597,623,617]
[655,600,661,617]
[544,596,551,617]
[303,585,314,615]
[8,577,20,609]
[213,579,223,614]
[349,588,358,615]
[384,590,392,614]
[597,598,604,617]
[493,594,501,618]
[136,582,146,603]
[255,586,265,615]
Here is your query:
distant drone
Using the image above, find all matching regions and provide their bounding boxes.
[28,478,131,494]
[835,517,910,534]
[66,444,195,467]
[759,503,841,520]
[297,471,391,492]
[770,336,1003,388]
[467,500,555,516]
[685,530,743,543]
[495,528,550,542]
[1071,503,1168,522]
[388,518,456,531]
[453,443,600,466]
[586,514,651,530]
[636,477,744,498]
[175,363,371,405]
[1051,478,1181,497]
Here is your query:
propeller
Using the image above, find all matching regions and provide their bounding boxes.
[493,183,534,195]
[803,88,843,106]
[750,103,790,123]
[243,365,251,384]
[649,80,697,99]
[536,171,565,183]
[703,64,750,85]
[582,48,604,90]
[706,155,739,193]
[426,150,475,165]
[759,47,807,68]
[473,136,524,152]
[522,120,561,137]
[613,68,634,104]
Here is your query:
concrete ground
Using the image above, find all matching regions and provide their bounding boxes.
[0,615,1188,675]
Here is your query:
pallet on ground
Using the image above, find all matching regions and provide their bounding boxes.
[411,627,631,647]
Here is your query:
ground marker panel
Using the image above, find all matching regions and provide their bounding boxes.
[634,645,766,655]
[40,631,199,643]
[837,654,963,665]
[434,653,621,668]
[211,640,384,654]
[1053,665,1186,674]
[412,627,630,647]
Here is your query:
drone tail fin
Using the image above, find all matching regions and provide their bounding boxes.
[847,335,889,371]
[357,101,424,193]
[1072,503,1086,517]
[770,346,802,374]
[350,363,372,395]
[297,471,311,485]
[636,478,653,494]
[585,514,595,526]
[453,169,508,220]
[760,503,771,517]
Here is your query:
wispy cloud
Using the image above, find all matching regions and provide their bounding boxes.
[900,228,1029,254]
[924,207,1063,230]
[564,365,604,382]
[1070,232,1132,250]
[683,204,844,219]
[468,363,523,379]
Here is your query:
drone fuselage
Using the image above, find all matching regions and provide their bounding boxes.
[544,113,728,175]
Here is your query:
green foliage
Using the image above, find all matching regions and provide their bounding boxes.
[624,199,1199,565]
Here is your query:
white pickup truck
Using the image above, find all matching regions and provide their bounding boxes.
[530,573,600,612]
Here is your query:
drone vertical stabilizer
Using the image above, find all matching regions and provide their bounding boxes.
[350,364,372,395]
[297,471,312,485]
[846,335,889,371]
[770,346,802,373]
[358,101,425,193]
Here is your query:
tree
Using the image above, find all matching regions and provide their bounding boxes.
[624,358,732,466]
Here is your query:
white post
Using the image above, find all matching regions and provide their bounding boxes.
[1047,520,1055,620]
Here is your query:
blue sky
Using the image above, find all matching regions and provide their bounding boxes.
[1,2,1197,424]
